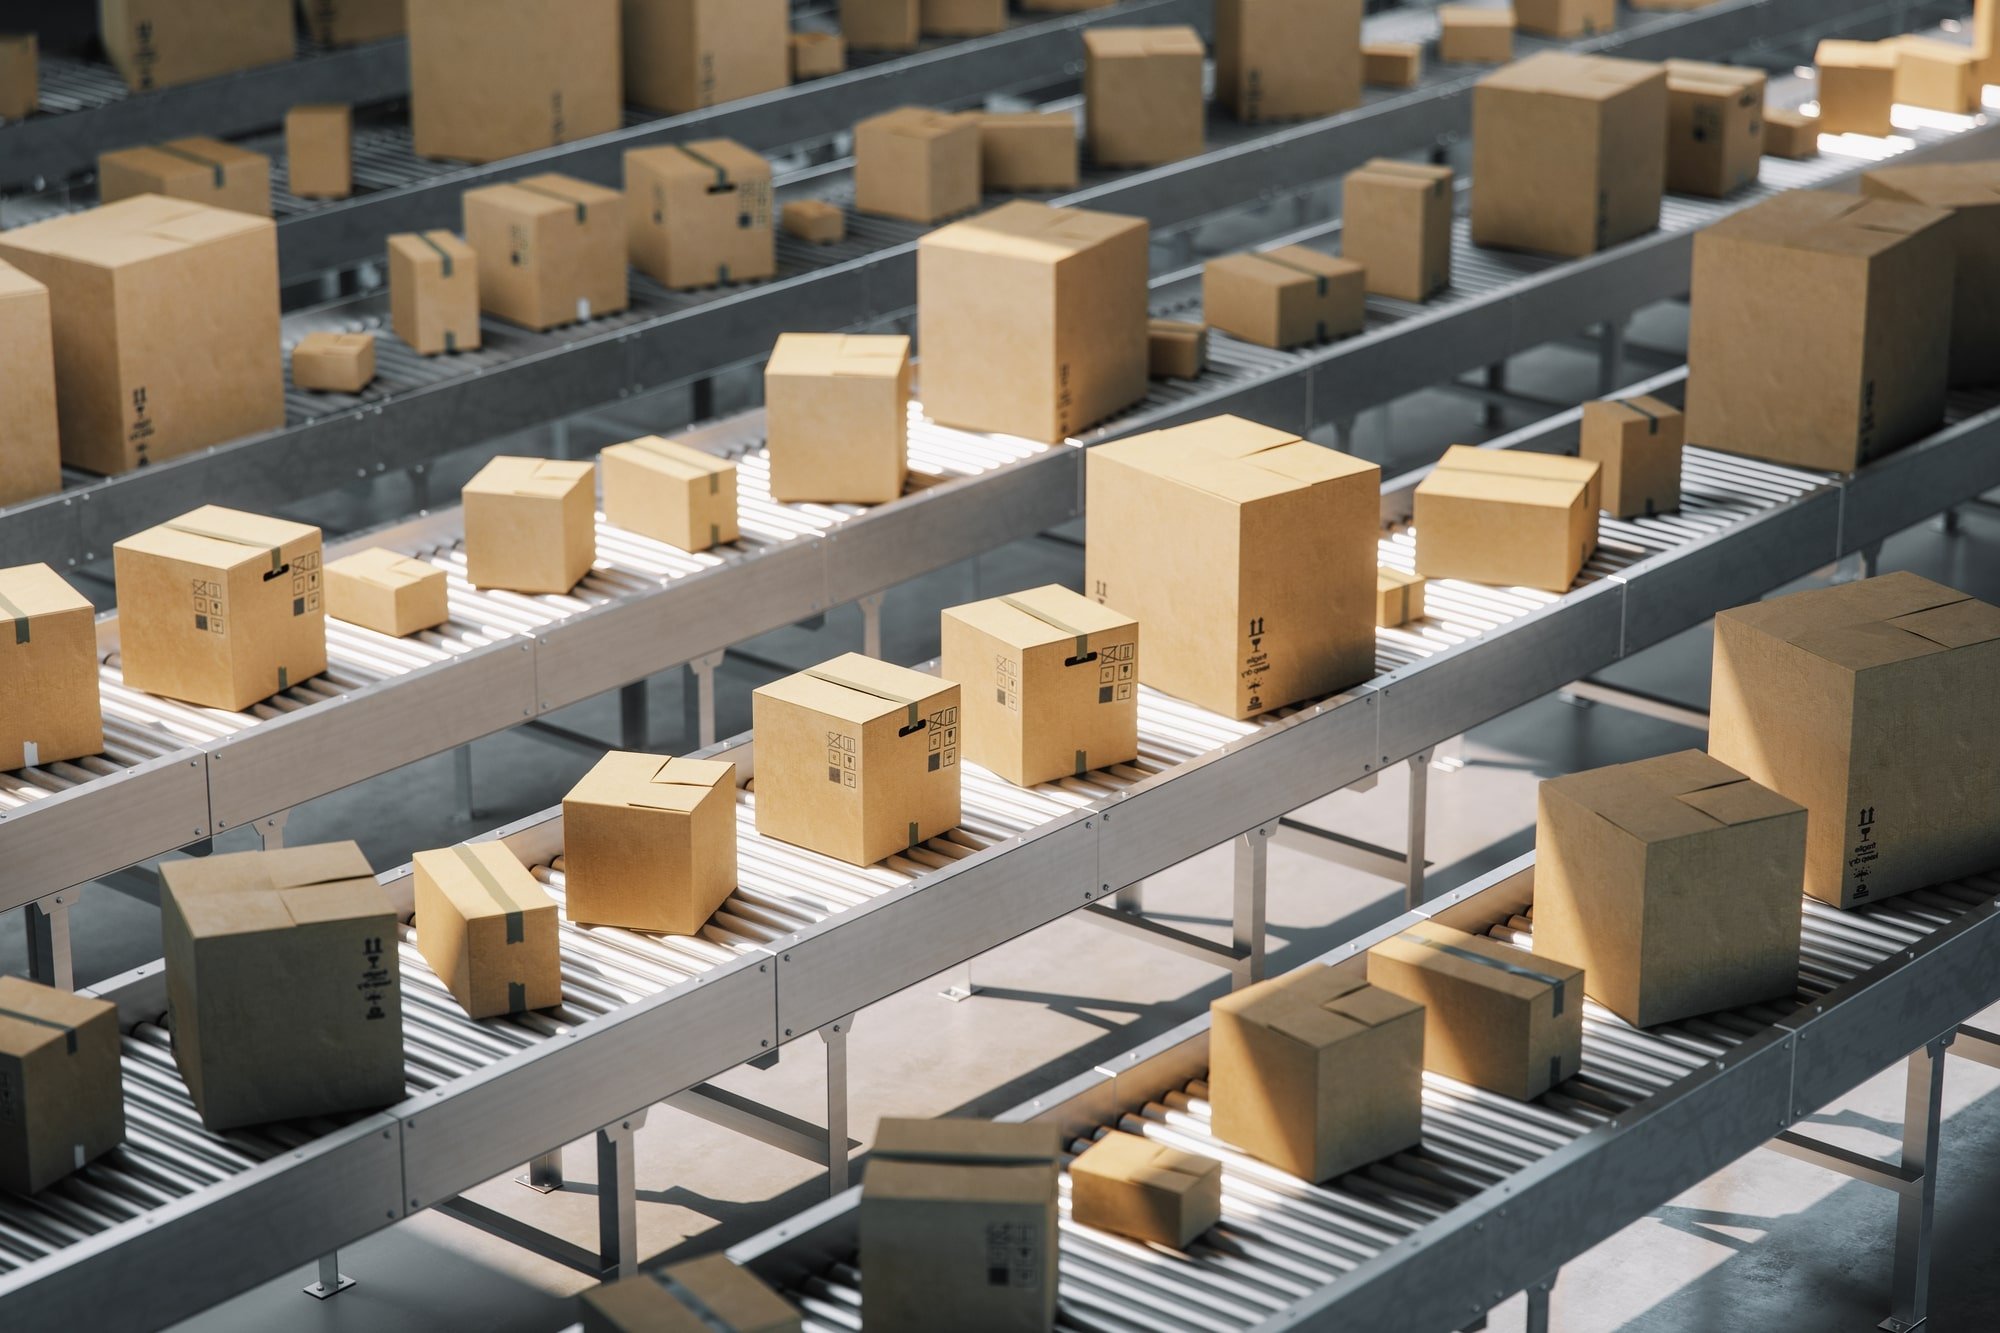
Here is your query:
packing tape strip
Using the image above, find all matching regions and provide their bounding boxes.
[999,594,1092,660]
[908,820,920,849]
[675,142,734,192]
[1619,397,1662,434]
[655,1272,736,1333]
[151,140,228,188]
[0,588,29,644]
[1075,749,1088,778]
[0,1006,79,1054]
[507,981,527,1014]
[453,844,530,944]
[803,668,922,730]
[164,521,285,574]
[1397,931,1569,1016]
[511,178,589,222]
[419,231,456,278]
[1255,250,1335,295]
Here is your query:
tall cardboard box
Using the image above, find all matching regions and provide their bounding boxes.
[790,32,846,80]
[303,0,407,46]
[1514,0,1613,38]
[752,654,960,866]
[99,137,272,217]
[1814,40,1896,139]
[921,0,1004,35]
[1214,0,1362,123]
[1086,416,1380,718]
[1862,162,2000,387]
[1341,159,1453,303]
[285,103,353,199]
[1664,60,1764,199]
[1710,574,2000,909]
[918,201,1149,444]
[462,456,596,594]
[0,564,103,771]
[464,175,627,330]
[1536,750,1807,1025]
[324,547,450,638]
[0,262,59,506]
[1363,41,1422,89]
[841,0,919,51]
[1203,247,1365,349]
[1414,446,1599,594]
[582,1255,801,1333]
[764,333,909,505]
[562,753,739,934]
[388,229,481,355]
[853,108,981,224]
[626,141,775,290]
[0,976,124,1196]
[1437,6,1514,65]
[101,0,293,92]
[113,506,326,711]
[860,1119,1060,1333]
[1889,36,1982,114]
[1763,106,1819,160]
[0,33,38,120]
[976,111,1079,193]
[408,0,620,164]
[1685,190,1953,472]
[600,436,740,552]
[292,330,376,393]
[413,841,562,1019]
[1069,1130,1222,1249]
[624,0,788,114]
[1580,395,1682,519]
[1083,26,1206,167]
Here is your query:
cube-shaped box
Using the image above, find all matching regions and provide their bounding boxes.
[562,753,739,933]
[462,456,596,594]
[624,0,787,114]
[0,261,59,506]
[292,331,376,393]
[1376,567,1425,627]
[1084,26,1206,167]
[1203,246,1365,349]
[600,435,740,552]
[1438,6,1515,64]
[1665,60,1765,198]
[1889,36,1982,114]
[1581,395,1682,518]
[464,174,627,330]
[285,103,353,199]
[1148,318,1206,379]
[1514,0,1613,38]
[790,31,846,80]
[1815,40,1896,138]
[1415,446,1600,594]
[582,1254,801,1333]
[976,111,1079,193]
[1862,162,2000,387]
[409,0,620,164]
[626,140,775,290]
[764,333,910,505]
[1,33,38,120]
[0,563,103,770]
[413,841,562,1019]
[304,0,406,45]
[102,0,292,92]
[388,229,481,355]
[780,199,846,245]
[842,0,918,50]
[324,547,450,638]
[1215,0,1362,122]
[1536,749,1807,1025]
[921,0,1005,34]
[855,108,981,224]
[1763,107,1819,159]
[1069,1130,1222,1249]
[99,136,272,217]
[0,976,124,1196]
[1342,159,1454,302]
[1363,41,1422,88]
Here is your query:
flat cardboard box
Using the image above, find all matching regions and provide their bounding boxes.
[1363,41,1423,89]
[1862,162,2000,387]
[113,505,326,711]
[624,0,788,114]
[0,976,123,1195]
[99,137,272,217]
[854,108,981,224]
[1376,567,1425,627]
[1710,574,2000,909]
[841,0,919,50]
[1414,446,1600,593]
[1514,0,1613,38]
[388,230,481,355]
[626,141,776,289]
[1763,106,1819,159]
[562,753,739,933]
[1215,0,1362,122]
[462,456,597,594]
[600,435,740,552]
[464,174,627,330]
[303,0,406,45]
[1148,318,1206,379]
[1203,246,1365,350]
[1580,395,1683,518]
[324,547,450,638]
[0,33,37,120]
[285,103,353,199]
[1210,967,1424,1181]
[751,654,960,866]
[764,333,909,504]
[921,0,1005,34]
[976,111,1079,193]
[1342,159,1453,302]
[780,199,845,245]
[1536,749,1807,1025]
[1086,416,1380,718]
[1889,36,1982,113]
[0,563,103,771]
[0,262,59,506]
[1069,1130,1222,1249]
[1084,26,1206,167]
[1438,6,1515,64]
[408,0,620,163]
[860,1118,1060,1333]
[413,841,561,1019]
[581,1254,801,1333]
[1815,40,1896,138]
[292,330,377,393]
[101,0,292,92]
[1664,60,1765,198]
[790,32,846,80]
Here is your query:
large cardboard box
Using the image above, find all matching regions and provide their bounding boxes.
[1664,60,1764,198]
[1083,26,1205,168]
[1580,395,1682,519]
[841,0,919,51]
[101,0,292,92]
[562,753,739,933]
[0,33,37,120]
[1710,574,2000,909]
[1210,967,1423,1181]
[463,174,627,330]
[626,141,776,290]
[1438,6,1514,64]
[860,1118,1060,1333]
[292,330,376,393]
[1363,42,1422,89]
[1086,416,1379,718]
[462,456,596,594]
[1814,40,1896,138]
[1536,749,1806,1025]
[921,0,1004,35]
[1414,446,1599,594]
[0,564,103,770]
[601,436,739,552]
[624,0,789,114]
[324,547,449,638]
[1763,106,1819,159]
[1685,190,1953,472]
[0,262,59,506]
[160,842,403,1130]
[302,0,407,46]
[854,108,981,224]
[764,333,909,505]
[1514,0,1613,38]
[1862,162,2000,387]
[1148,318,1206,379]
[1069,1130,1222,1249]
[1204,246,1365,350]
[285,103,353,199]
[752,654,960,866]
[99,137,271,216]
[0,976,124,1195]
[918,201,1148,444]
[413,841,561,1019]
[388,230,481,355]
[582,1254,801,1333]
[1342,159,1453,303]
[1214,0,1361,123]
[790,32,846,80]
[976,111,1079,193]
[408,0,620,164]
[113,506,326,711]
[1889,36,1982,114]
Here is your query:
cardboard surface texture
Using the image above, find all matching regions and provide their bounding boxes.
[581,1253,801,1333]
[1438,6,1515,64]
[627,140,776,290]
[1363,41,1423,89]
[976,111,1080,193]
[0,33,37,120]
[324,547,450,638]
[286,103,354,199]
[0,976,124,1196]
[1069,1130,1222,1249]
[601,436,739,553]
[1515,0,1613,38]
[462,455,596,594]
[101,0,292,92]
[764,333,910,505]
[388,230,481,355]
[0,262,59,506]
[922,0,1006,34]
[409,0,620,163]
[1084,26,1206,167]
[1763,106,1819,159]
[1862,161,2000,387]
[780,199,846,245]
[464,174,628,330]
[1664,60,1765,198]
[1375,567,1425,628]
[292,331,377,393]
[413,841,562,1019]
[1580,395,1683,519]
[855,108,981,224]
[0,563,103,772]
[303,0,406,45]
[1203,246,1365,349]
[99,137,271,217]
[1814,40,1897,138]
[1342,159,1454,302]
[625,0,788,114]
[1215,0,1362,122]
[563,753,739,933]
[1148,318,1207,379]
[1413,445,1600,593]
[790,31,846,80]
[842,0,920,50]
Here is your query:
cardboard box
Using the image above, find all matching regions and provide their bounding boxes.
[841,0,919,50]
[101,0,293,92]
[98,136,271,217]
[1536,749,1806,1025]
[582,1255,801,1333]
[0,976,123,1195]
[1862,162,2000,387]
[462,456,596,594]
[1,33,37,120]
[854,108,981,224]
[1414,446,1600,593]
[408,0,620,163]
[1210,967,1423,1181]
[790,32,846,80]
[562,753,739,933]
[303,0,406,46]
[413,841,561,1019]
[1083,26,1206,167]
[1980,0,1999,85]
[1367,920,1582,1101]
[1581,395,1682,519]
[292,331,376,393]
[1889,36,1982,113]
[1342,159,1453,303]
[1376,567,1424,627]
[624,0,788,114]
[1215,0,1361,122]
[0,563,103,770]
[1363,41,1422,89]
[464,174,627,330]
[1814,40,1896,138]
[751,654,960,866]
[1203,246,1365,350]
[1471,53,1667,259]
[1709,574,2000,909]
[1685,190,1953,472]
[1514,0,1612,38]
[388,229,481,355]
[921,0,1004,34]
[976,111,1079,193]
[0,262,58,506]
[113,506,326,711]
[1022,0,1118,8]
[764,333,909,504]
[1763,106,1819,159]
[1664,60,1765,198]
[1086,416,1380,718]
[1069,1130,1222,1249]
[285,103,353,199]
[626,141,775,289]
[781,199,845,245]
[860,1118,1060,1333]
[324,547,449,638]
[1438,6,1514,64]
[600,435,740,552]
[1148,318,1206,379]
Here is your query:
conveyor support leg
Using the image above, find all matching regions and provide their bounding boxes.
[1860,541,1883,581]
[517,1147,563,1193]
[859,591,886,660]
[454,744,474,821]
[303,1250,353,1299]
[1526,1269,1557,1333]
[1482,361,1507,431]
[1597,318,1627,397]
[682,650,725,750]
[1881,1038,1949,1331]
[255,809,289,850]
[822,1017,852,1195]
[1232,824,1274,988]
[620,681,649,750]
[940,960,979,1002]
[25,892,74,991]
[596,1111,647,1280]
[1114,882,1144,915]
[1405,751,1432,911]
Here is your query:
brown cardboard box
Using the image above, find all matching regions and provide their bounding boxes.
[0,563,103,770]
[1210,967,1423,1181]
[1069,1130,1222,1249]
[0,976,123,1196]
[1685,190,1952,472]
[413,841,561,1019]
[764,333,909,504]
[624,0,788,114]
[1438,6,1515,64]
[1414,446,1600,593]
[626,141,776,289]
[1514,0,1612,38]
[1215,0,1362,122]
[464,174,627,330]
[1084,26,1206,167]
[581,1255,801,1333]
[0,262,58,506]
[388,230,481,355]
[1581,395,1682,518]
[1203,246,1365,350]
[98,137,271,217]
[976,111,1079,193]
[160,842,403,1130]
[101,0,292,92]
[1022,0,1117,8]
[1,33,37,119]
[1363,41,1423,89]
[921,0,1004,34]
[599,435,740,552]
[1862,162,2000,387]
[1471,53,1668,259]
[917,201,1149,444]
[562,753,739,933]
[292,331,377,393]
[1814,40,1897,138]
[854,108,981,223]
[1889,36,1982,114]
[1086,416,1380,718]
[1763,106,1819,159]
[790,32,846,80]
[1148,318,1206,379]
[751,654,960,866]
[1342,159,1453,302]
[1367,920,1583,1100]
[462,456,596,594]
[408,0,619,163]
[780,199,845,244]
[113,506,326,711]
[1979,0,1999,85]
[324,547,449,638]
[1664,60,1764,198]
[1536,749,1807,1024]
[1709,574,2000,909]
[285,103,353,199]
[841,0,919,50]
[860,1118,1060,1333]
[1376,567,1425,627]
[302,0,406,46]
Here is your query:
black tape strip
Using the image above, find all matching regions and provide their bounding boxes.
[1074,749,1087,777]
[164,521,284,574]
[1549,1054,1563,1089]
[278,666,289,692]
[418,231,456,279]
[511,179,588,222]
[0,589,29,644]
[151,140,227,188]
[999,594,1091,661]
[907,820,920,848]
[675,142,733,191]
[0,1006,78,1054]
[655,1272,736,1333]
[1619,397,1661,435]
[508,980,527,1013]
[803,668,921,730]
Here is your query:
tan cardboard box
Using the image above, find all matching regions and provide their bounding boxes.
[409,0,619,164]
[464,174,627,330]
[1815,40,1896,138]
[780,199,845,245]
[562,753,739,934]
[1203,246,1365,350]
[764,333,909,504]
[940,584,1139,788]
[917,201,1149,443]
[1980,0,1999,85]
[1471,53,1668,259]
[1664,60,1764,198]
[1070,1130,1222,1249]
[1515,0,1613,38]
[0,262,59,506]
[751,654,960,866]
[0,976,123,1196]
[1438,6,1515,64]
[0,563,103,771]
[324,547,450,638]
[1889,36,1982,113]
[1710,574,2000,909]
[285,103,353,199]
[113,506,326,711]
[1376,567,1425,627]
[626,141,776,289]
[292,330,376,393]
[1084,26,1206,167]
[1862,162,2000,387]
[1763,106,1819,159]
[625,0,788,114]
[1,33,38,120]
[388,230,481,355]
[98,136,271,217]
[921,0,1004,34]
[1023,0,1118,8]
[1580,395,1682,518]
[1086,416,1380,718]
[860,1118,1060,1333]
[1342,159,1453,302]
[976,111,1079,193]
[1210,967,1423,1181]
[462,456,596,594]
[1536,749,1806,1025]
[790,32,846,80]
[581,1254,801,1333]
[413,841,561,1019]
[841,0,919,50]
[101,0,292,92]
[600,435,740,552]
[1148,318,1206,379]
[1414,446,1600,593]
[854,108,981,224]
[1363,41,1423,89]
[303,0,406,45]
[1215,0,1361,122]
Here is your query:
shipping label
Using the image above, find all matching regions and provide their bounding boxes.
[291,551,323,617]
[1242,614,1273,714]
[1848,805,1879,901]
[984,1222,1042,1290]
[192,577,226,636]
[928,705,958,772]
[129,385,156,462]
[358,933,395,1021]
[1095,640,1136,704]
[996,653,1020,712]
[826,730,858,790]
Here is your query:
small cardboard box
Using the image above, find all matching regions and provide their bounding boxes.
[582,1254,801,1333]
[1710,574,2000,909]
[1376,567,1424,627]
[841,0,919,50]
[921,0,1005,34]
[624,0,788,114]
[1814,40,1896,138]
[600,435,740,552]
[752,654,960,866]
[1342,159,1453,303]
[1763,106,1819,159]
[1536,749,1807,1025]
[413,841,562,1019]
[1862,162,2000,387]
[1070,1130,1222,1249]
[303,0,406,45]
[0,261,59,506]
[976,111,1079,193]
[113,506,325,711]
[0,563,102,772]
[1086,416,1380,719]
[285,103,353,200]
[1210,967,1424,1181]
[408,0,620,164]
[860,1119,1060,1333]
[1363,41,1423,89]
[1438,6,1515,64]
[1581,395,1682,519]
[0,976,123,1196]
[780,199,845,245]
[1215,0,1362,122]
[1148,318,1206,379]
[790,31,846,80]
[1083,26,1206,168]
[1203,246,1365,350]
[1,33,38,120]
[1367,920,1583,1101]
[324,547,450,638]
[463,174,627,330]
[292,331,376,393]
[462,456,596,594]
[1889,36,1982,114]
[102,0,292,92]
[99,136,272,217]
[1514,0,1613,38]
[626,140,776,290]
[562,753,739,934]
[1414,446,1600,594]
[1664,60,1765,199]
[388,230,481,355]
[764,333,909,504]
[854,108,981,224]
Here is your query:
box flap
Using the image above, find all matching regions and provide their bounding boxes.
[1817,39,1899,70]
[466,455,594,499]
[922,200,1146,264]
[566,751,736,812]
[1664,59,1765,94]
[1073,1130,1214,1194]
[1713,189,1954,259]
[1419,444,1597,509]
[1480,51,1663,99]
[1215,965,1419,1049]
[0,562,91,627]
[163,842,386,937]
[1350,158,1454,189]
[0,193,270,266]
[1096,416,1376,506]
[1546,749,1803,841]
[1863,161,2000,212]
[757,652,946,726]
[1446,6,1515,29]
[330,547,440,591]
[766,332,909,381]
[863,106,975,139]
[657,1254,798,1330]
[873,1117,1061,1166]
[0,975,112,1059]
[1720,572,1992,669]
[1378,921,1581,1004]
[387,230,475,274]
[607,436,734,480]
[415,842,552,922]
[1083,25,1205,58]
[946,584,1134,653]
[119,504,318,572]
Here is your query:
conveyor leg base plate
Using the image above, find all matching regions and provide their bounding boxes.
[303,1276,354,1300]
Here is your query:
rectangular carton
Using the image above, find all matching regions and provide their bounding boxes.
[303,0,406,45]
[790,32,846,80]
[1889,36,1982,114]
[1215,0,1362,122]
[462,455,596,594]
[1762,107,1819,159]
[624,0,788,114]
[562,753,739,933]
[0,262,59,506]
[1814,40,1896,138]
[408,0,620,163]
[1980,0,1999,85]
[101,0,292,92]
[285,103,353,200]
[99,137,272,217]
[324,546,450,638]
[976,111,1079,193]
[582,1254,801,1333]
[0,976,123,1195]
[1438,6,1514,64]
[413,841,561,1018]
[463,174,627,330]
[0,563,103,770]
[781,199,845,245]
[1363,41,1422,89]
[0,33,37,120]
[854,108,981,224]
[1083,26,1206,167]
[1580,395,1682,518]
[1514,0,1613,39]
[292,331,376,393]
[388,230,481,355]
[1069,1130,1222,1249]
[1342,159,1453,302]
[841,0,919,50]
[1862,162,2000,387]
[764,333,909,504]
[1664,60,1765,198]
[1203,246,1365,350]
[1376,567,1424,627]
[600,436,739,552]
[1148,318,1206,379]
[626,141,776,289]
[1414,446,1600,593]
[921,0,1005,34]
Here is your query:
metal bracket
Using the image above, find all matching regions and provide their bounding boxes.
[26,892,74,991]
[517,1147,563,1194]
[1232,822,1273,988]
[665,1017,858,1196]
[683,650,725,750]
[454,743,475,822]
[255,808,290,851]
[1406,750,1431,911]
[939,960,980,1003]
[1559,679,1711,733]
[440,1110,649,1280]
[1526,1268,1558,1333]
[859,590,886,660]
[620,680,650,750]
[303,1250,353,1300]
